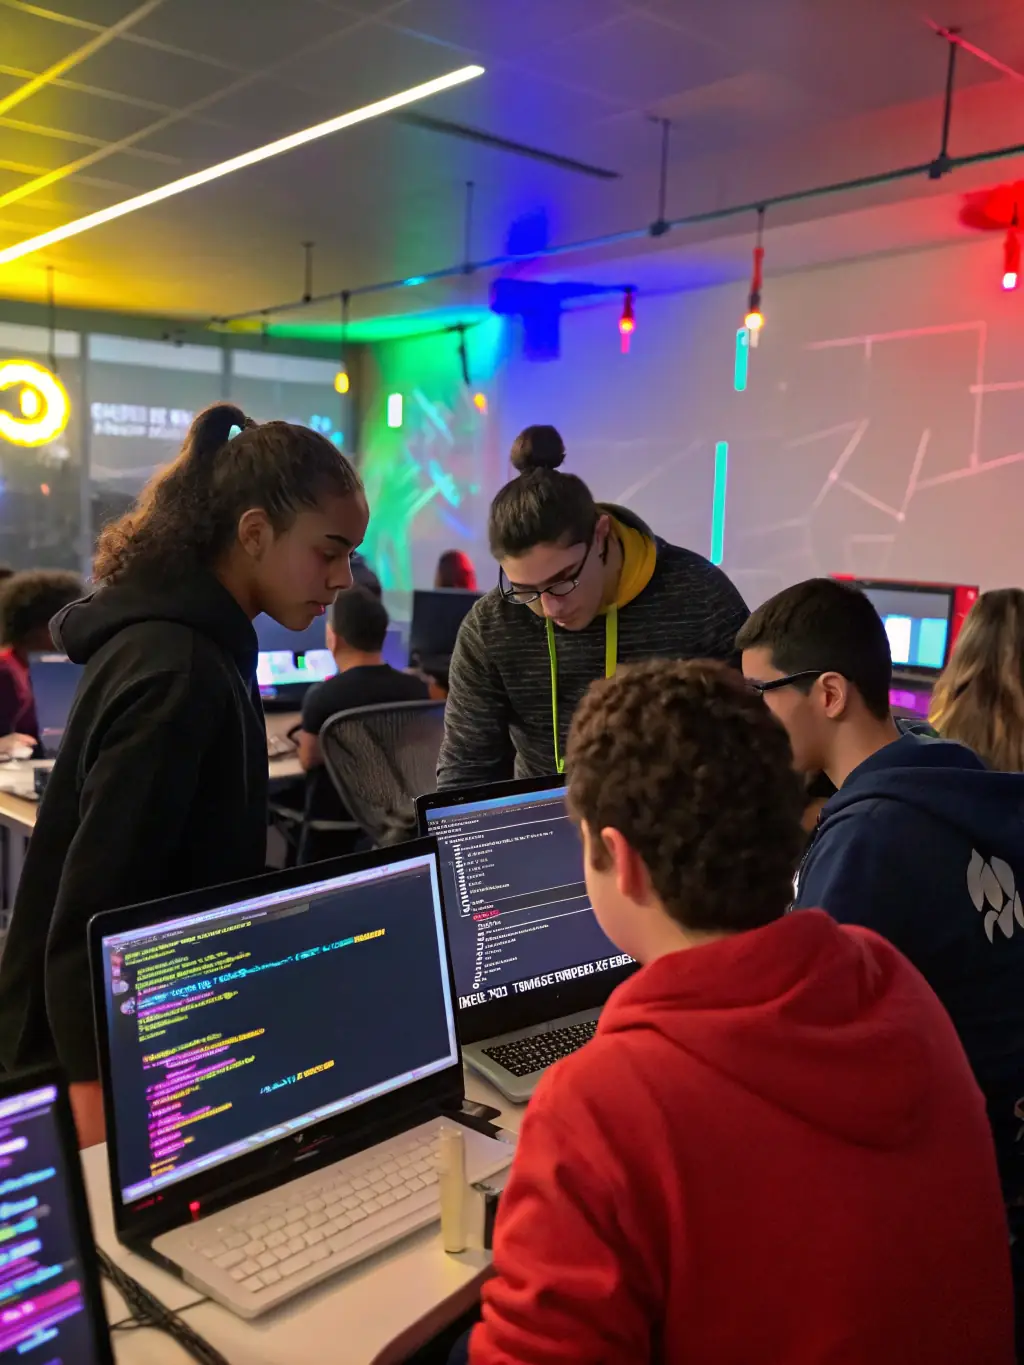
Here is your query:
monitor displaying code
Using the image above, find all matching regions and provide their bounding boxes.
[0,1082,107,1362]
[98,854,457,1204]
[424,789,632,1011]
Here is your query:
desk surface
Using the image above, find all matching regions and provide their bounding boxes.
[89,1069,521,1365]
[266,709,303,784]
[0,786,37,833]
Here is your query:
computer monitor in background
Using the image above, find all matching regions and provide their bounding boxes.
[0,1068,114,1361]
[408,590,480,671]
[832,577,978,680]
[28,653,84,757]
[381,625,408,672]
[254,615,336,707]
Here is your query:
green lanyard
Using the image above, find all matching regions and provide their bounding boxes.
[546,604,618,775]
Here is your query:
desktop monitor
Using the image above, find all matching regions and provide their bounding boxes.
[28,653,84,757]
[418,778,636,1045]
[89,841,461,1245]
[408,590,480,668]
[832,577,978,678]
[0,1068,114,1362]
[254,615,336,704]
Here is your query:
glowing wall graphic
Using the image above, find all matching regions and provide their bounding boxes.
[495,236,1024,605]
[358,318,504,592]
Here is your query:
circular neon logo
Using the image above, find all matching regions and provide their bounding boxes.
[0,360,70,447]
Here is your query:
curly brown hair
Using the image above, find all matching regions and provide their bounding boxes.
[0,570,83,647]
[93,402,363,585]
[566,659,805,933]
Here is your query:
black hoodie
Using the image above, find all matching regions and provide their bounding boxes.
[0,571,269,1082]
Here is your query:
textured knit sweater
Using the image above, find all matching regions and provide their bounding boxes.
[437,506,750,789]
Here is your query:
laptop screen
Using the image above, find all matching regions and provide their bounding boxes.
[254,615,337,700]
[423,785,632,1014]
[0,1077,111,1361]
[96,851,457,1206]
[858,585,953,672]
[27,654,84,756]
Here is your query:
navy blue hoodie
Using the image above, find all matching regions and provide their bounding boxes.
[794,732,1024,1205]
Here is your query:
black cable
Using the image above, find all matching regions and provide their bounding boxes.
[99,1250,228,1364]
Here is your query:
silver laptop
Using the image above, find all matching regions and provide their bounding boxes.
[417,778,637,1103]
[89,840,513,1319]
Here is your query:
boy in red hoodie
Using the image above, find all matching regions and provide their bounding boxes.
[468,659,1014,1365]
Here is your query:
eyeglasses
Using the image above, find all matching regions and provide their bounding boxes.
[747,669,825,696]
[499,537,594,607]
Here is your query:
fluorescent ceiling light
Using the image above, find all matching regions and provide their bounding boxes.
[0,65,484,267]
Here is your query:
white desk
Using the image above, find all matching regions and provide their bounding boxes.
[0,787,37,914]
[86,1070,524,1364]
[0,721,305,910]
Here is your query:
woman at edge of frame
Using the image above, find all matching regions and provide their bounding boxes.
[437,425,750,790]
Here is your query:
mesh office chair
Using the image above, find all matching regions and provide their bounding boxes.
[319,699,446,847]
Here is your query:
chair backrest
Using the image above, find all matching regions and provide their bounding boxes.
[319,700,447,846]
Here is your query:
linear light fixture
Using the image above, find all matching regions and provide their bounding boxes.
[710,441,729,566]
[0,65,485,267]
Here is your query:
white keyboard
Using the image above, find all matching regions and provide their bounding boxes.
[153,1117,514,1318]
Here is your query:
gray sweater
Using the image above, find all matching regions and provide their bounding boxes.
[437,508,749,790]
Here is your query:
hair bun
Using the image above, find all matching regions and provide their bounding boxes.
[510,425,566,474]
[188,403,251,463]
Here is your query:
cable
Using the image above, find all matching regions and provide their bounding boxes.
[99,1249,228,1364]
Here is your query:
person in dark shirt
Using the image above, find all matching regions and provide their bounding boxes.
[0,569,83,740]
[737,577,1024,1350]
[0,404,367,1148]
[299,587,428,835]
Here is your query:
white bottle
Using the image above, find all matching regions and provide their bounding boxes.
[438,1125,467,1254]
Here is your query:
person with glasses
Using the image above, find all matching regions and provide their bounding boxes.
[737,577,1024,1353]
[436,424,749,789]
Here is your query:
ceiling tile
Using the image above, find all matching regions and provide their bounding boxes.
[1,9,95,70]
[129,0,362,69]
[387,0,628,61]
[270,20,473,106]
[528,12,741,108]
[13,86,159,144]
[74,37,233,106]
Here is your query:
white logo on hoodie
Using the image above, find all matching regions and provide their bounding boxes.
[967,849,1024,942]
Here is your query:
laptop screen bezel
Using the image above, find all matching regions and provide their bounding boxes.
[0,1065,116,1365]
[416,777,637,1045]
[88,839,463,1247]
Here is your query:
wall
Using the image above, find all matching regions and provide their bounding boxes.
[0,307,348,576]
[496,236,1024,608]
[358,318,505,596]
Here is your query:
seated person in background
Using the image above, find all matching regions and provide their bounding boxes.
[299,587,428,843]
[469,660,1013,1365]
[737,579,1024,1300]
[930,587,1024,771]
[0,569,83,739]
[435,548,478,591]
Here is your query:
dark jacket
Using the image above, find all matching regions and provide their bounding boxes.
[437,506,749,789]
[794,732,1024,1205]
[0,572,269,1083]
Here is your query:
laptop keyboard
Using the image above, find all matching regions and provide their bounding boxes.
[187,1129,440,1297]
[482,1020,598,1077]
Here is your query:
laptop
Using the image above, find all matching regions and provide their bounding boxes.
[88,840,513,1319]
[254,614,336,709]
[417,777,637,1103]
[0,1066,114,1362]
[28,652,84,757]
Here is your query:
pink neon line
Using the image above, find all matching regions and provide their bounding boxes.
[838,481,903,520]
[914,451,1024,491]
[901,429,931,514]
[968,381,1024,394]
[787,421,863,449]
[806,322,984,351]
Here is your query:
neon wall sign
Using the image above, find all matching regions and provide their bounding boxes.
[0,360,70,447]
